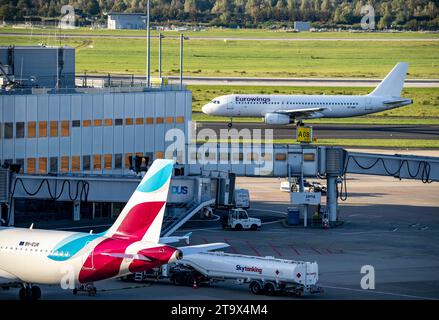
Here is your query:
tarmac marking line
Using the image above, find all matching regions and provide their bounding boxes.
[268,242,283,257]
[310,246,322,255]
[224,238,239,254]
[321,284,437,300]
[246,240,262,256]
[289,245,301,256]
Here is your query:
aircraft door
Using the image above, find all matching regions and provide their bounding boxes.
[365,98,373,111]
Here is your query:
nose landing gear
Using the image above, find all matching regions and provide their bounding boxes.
[227,118,233,128]
[73,283,97,296]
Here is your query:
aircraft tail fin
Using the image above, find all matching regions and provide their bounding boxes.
[369,62,408,97]
[106,159,174,243]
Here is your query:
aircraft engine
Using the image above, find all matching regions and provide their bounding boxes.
[264,113,292,125]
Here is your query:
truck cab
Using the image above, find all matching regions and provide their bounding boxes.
[222,208,261,231]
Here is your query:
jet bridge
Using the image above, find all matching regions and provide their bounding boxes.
[298,146,439,225]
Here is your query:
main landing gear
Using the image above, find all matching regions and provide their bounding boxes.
[19,284,41,301]
[296,120,304,127]
[73,283,97,296]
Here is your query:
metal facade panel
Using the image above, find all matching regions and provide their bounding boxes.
[26,95,37,121]
[48,95,60,120]
[14,96,26,122]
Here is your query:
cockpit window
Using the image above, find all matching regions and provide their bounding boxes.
[211,100,220,104]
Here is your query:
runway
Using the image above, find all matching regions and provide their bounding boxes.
[76,74,439,88]
[196,122,439,140]
[2,32,438,42]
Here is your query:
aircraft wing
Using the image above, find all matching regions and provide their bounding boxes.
[275,107,328,118]
[178,243,230,256]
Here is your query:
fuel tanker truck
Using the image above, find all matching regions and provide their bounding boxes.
[124,251,322,296]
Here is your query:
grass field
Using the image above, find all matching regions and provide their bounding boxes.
[190,85,439,123]
[1,34,438,78]
[2,26,439,39]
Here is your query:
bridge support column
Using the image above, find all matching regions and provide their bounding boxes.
[7,199,14,226]
[326,175,338,223]
[73,200,81,221]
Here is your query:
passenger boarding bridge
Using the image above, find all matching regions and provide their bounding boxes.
[0,144,438,231]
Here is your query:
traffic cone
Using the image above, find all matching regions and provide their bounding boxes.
[192,279,197,289]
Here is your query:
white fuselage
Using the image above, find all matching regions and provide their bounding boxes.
[0,227,174,285]
[202,94,412,120]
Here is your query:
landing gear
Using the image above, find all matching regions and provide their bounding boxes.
[19,284,41,300]
[296,120,304,127]
[227,118,233,128]
[73,283,97,296]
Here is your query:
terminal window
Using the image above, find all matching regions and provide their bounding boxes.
[145,117,154,124]
[50,157,58,173]
[136,118,144,125]
[115,118,123,126]
[82,120,91,127]
[156,117,164,124]
[125,118,133,125]
[16,122,25,138]
[176,116,185,123]
[28,122,36,138]
[71,156,80,172]
[275,153,287,161]
[156,151,164,159]
[104,119,113,126]
[166,117,174,124]
[27,158,36,174]
[93,155,102,170]
[4,122,13,139]
[125,153,132,169]
[61,121,70,137]
[50,121,58,137]
[114,153,122,169]
[93,119,102,127]
[61,156,69,172]
[72,120,80,127]
[104,154,112,170]
[83,155,91,171]
[38,122,47,137]
[38,158,47,174]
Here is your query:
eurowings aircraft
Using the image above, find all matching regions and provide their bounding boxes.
[202,62,413,127]
[0,159,227,300]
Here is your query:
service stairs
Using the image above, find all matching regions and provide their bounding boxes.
[161,199,215,237]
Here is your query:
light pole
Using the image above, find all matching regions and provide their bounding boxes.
[179,33,183,88]
[158,33,162,79]
[146,0,150,87]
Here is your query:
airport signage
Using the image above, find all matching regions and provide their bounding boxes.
[291,192,321,205]
[296,126,312,143]
[168,179,195,203]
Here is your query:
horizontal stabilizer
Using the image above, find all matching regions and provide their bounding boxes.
[178,243,230,256]
[160,232,192,245]
[101,252,153,262]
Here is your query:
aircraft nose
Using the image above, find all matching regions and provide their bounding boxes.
[202,103,211,114]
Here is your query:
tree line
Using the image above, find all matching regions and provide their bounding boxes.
[1,0,438,30]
